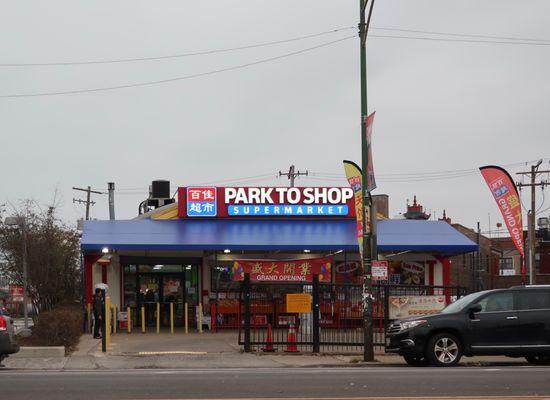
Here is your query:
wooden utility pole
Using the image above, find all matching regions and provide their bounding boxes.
[73,186,104,220]
[516,160,549,284]
[279,165,308,187]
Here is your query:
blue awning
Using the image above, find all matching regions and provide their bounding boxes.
[81,218,478,255]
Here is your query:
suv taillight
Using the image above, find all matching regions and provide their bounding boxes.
[0,316,6,331]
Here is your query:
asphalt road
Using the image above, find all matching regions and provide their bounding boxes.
[1,366,550,400]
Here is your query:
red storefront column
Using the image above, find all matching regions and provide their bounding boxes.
[84,254,101,305]
[426,260,436,295]
[441,257,451,304]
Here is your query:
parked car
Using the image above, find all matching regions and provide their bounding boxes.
[0,306,20,364]
[386,285,550,367]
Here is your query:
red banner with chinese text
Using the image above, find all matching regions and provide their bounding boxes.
[232,257,332,282]
[480,165,525,279]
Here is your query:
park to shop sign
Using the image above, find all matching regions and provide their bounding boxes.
[178,186,356,218]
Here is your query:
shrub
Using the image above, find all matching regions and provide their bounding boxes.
[19,303,82,354]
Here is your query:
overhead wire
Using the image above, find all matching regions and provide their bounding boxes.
[0,35,356,98]
[0,27,356,67]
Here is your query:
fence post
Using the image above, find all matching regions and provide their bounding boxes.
[184,302,188,334]
[383,284,390,328]
[243,273,251,352]
[113,305,117,335]
[105,296,111,348]
[312,275,320,353]
[170,302,174,335]
[127,307,131,334]
[156,302,160,334]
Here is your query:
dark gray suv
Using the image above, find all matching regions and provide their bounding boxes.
[0,307,20,364]
[386,285,550,366]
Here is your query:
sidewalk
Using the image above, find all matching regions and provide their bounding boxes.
[2,331,529,370]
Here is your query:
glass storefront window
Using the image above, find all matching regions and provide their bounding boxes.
[210,262,240,292]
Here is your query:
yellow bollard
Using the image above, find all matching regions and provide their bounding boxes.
[156,302,160,334]
[105,296,111,347]
[170,303,174,335]
[127,307,131,334]
[113,305,117,335]
[198,303,203,334]
[87,303,92,334]
[184,302,188,334]
[141,305,145,333]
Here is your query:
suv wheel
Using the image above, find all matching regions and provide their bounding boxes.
[525,354,550,365]
[426,333,462,367]
[403,355,428,366]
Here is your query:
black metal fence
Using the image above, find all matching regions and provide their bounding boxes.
[239,274,467,353]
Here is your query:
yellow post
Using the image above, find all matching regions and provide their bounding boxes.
[113,305,117,335]
[87,303,92,334]
[198,303,203,334]
[105,296,111,347]
[184,302,188,334]
[156,302,160,334]
[141,305,145,333]
[170,303,174,335]
[127,307,131,334]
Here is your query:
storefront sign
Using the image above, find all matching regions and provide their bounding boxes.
[389,295,446,319]
[372,260,388,281]
[232,257,332,282]
[178,187,355,218]
[10,285,24,302]
[286,294,312,313]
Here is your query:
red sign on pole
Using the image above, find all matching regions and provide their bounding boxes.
[10,285,24,302]
[232,257,332,282]
[480,165,526,282]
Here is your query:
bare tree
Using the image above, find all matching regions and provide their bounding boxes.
[0,201,80,314]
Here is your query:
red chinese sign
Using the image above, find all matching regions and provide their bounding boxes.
[480,165,525,281]
[232,257,332,282]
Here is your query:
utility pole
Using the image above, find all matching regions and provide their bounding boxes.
[359,0,376,362]
[476,221,483,291]
[278,165,308,187]
[516,160,549,285]
[108,182,116,220]
[73,186,104,220]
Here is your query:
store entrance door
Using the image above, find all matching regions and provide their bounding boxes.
[160,275,183,327]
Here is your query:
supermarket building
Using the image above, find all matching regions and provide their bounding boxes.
[80,186,478,329]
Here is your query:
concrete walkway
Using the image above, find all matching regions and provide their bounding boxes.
[2,331,529,370]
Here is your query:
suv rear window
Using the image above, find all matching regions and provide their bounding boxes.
[516,291,550,310]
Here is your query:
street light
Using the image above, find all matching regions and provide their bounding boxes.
[4,216,30,334]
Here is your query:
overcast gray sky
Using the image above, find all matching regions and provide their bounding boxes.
[1,1,549,235]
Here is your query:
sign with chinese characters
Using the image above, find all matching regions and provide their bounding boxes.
[186,187,217,217]
[232,257,332,282]
[286,294,312,313]
[371,260,388,282]
[388,295,446,319]
[178,187,355,218]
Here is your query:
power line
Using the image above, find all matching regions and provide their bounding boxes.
[0,35,355,99]
[369,33,550,46]
[0,27,355,67]
[371,27,550,44]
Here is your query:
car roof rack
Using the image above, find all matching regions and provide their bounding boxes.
[509,285,550,289]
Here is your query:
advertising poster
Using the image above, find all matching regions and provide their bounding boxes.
[389,261,425,285]
[389,295,446,319]
[335,261,362,284]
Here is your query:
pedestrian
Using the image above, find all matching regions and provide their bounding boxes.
[92,288,104,339]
